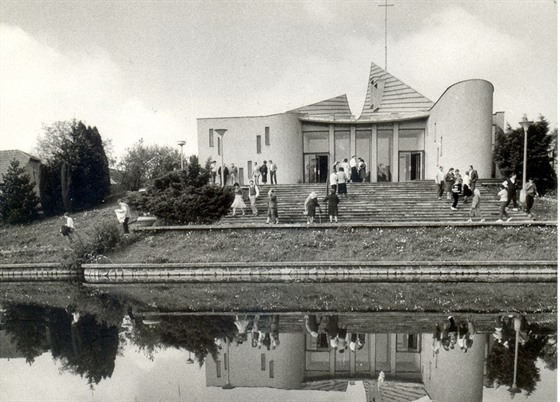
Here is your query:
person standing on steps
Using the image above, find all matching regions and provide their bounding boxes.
[248,180,260,216]
[229,163,238,186]
[524,178,539,218]
[253,161,261,185]
[336,167,349,199]
[260,160,268,184]
[444,167,455,200]
[266,189,279,224]
[349,155,359,182]
[323,188,340,223]
[329,169,338,193]
[304,191,321,224]
[467,188,485,223]
[358,158,367,182]
[450,175,462,210]
[496,182,512,222]
[462,170,473,204]
[230,183,246,216]
[435,166,446,199]
[468,165,479,190]
[505,173,519,211]
[269,160,278,185]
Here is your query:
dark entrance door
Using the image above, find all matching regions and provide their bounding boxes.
[398,151,424,181]
[304,153,329,183]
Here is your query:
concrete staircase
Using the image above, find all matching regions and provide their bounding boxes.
[222,181,530,224]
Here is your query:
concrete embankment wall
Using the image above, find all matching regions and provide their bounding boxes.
[82,261,557,283]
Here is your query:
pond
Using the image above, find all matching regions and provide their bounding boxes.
[0,281,556,402]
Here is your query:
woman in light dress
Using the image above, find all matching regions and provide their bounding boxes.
[230,183,246,216]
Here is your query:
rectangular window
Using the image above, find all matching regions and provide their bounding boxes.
[218,136,222,156]
[247,161,252,179]
[261,353,266,371]
[216,360,222,378]
[269,361,274,378]
[257,135,262,154]
[209,129,214,147]
[334,130,351,164]
[303,131,329,153]
[377,129,393,182]
[265,127,270,145]
[224,353,228,370]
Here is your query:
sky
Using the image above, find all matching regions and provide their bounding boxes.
[0,0,557,161]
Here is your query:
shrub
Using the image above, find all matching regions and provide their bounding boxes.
[126,157,232,225]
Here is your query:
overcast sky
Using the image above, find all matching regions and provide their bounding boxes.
[0,0,557,160]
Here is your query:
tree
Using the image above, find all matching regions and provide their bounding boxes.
[0,160,40,224]
[118,139,181,191]
[493,115,557,193]
[36,119,111,211]
[126,156,230,224]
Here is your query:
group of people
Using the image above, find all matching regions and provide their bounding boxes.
[492,314,530,348]
[305,315,366,353]
[209,160,279,186]
[230,180,279,224]
[433,316,476,353]
[214,314,281,350]
[436,166,539,222]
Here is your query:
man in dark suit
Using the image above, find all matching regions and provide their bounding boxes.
[469,165,479,190]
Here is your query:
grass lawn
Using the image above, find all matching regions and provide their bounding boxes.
[0,195,556,265]
[1,281,556,316]
[108,225,557,263]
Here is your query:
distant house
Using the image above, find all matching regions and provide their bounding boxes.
[0,150,42,199]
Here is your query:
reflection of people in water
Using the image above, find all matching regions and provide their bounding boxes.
[234,315,250,344]
[493,314,529,348]
[442,316,458,350]
[305,315,321,337]
[349,333,366,352]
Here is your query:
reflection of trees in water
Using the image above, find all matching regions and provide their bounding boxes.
[486,323,555,396]
[3,304,50,364]
[3,303,120,388]
[129,315,237,365]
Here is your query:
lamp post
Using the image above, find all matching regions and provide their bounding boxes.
[222,337,235,390]
[518,114,533,205]
[186,351,194,364]
[509,316,522,397]
[214,129,228,186]
[177,140,186,170]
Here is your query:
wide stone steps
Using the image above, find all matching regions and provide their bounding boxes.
[223,181,528,224]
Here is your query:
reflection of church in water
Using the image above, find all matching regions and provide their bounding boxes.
[205,316,487,402]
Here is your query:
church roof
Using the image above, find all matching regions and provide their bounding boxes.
[288,95,353,119]
[359,62,434,120]
[0,150,41,179]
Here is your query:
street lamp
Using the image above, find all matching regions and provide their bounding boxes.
[518,114,533,206]
[214,129,228,186]
[222,337,235,390]
[186,351,194,364]
[509,316,522,397]
[177,140,186,170]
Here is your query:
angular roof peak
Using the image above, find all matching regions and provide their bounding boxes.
[288,94,353,119]
[359,62,433,120]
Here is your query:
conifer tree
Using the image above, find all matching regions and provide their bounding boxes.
[0,160,40,224]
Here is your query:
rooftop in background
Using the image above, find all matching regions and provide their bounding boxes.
[0,150,41,177]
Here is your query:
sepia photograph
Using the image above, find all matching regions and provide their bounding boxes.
[0,1,557,401]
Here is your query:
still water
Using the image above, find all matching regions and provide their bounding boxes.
[0,297,556,402]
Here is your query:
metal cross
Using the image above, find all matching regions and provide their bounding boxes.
[378,0,394,71]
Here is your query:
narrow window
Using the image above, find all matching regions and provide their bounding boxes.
[261,353,266,371]
[216,360,222,378]
[265,127,270,145]
[247,161,252,179]
[269,360,274,378]
[224,353,228,370]
[209,129,214,147]
[256,135,262,154]
[218,136,222,156]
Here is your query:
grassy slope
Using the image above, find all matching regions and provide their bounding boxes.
[0,196,556,264]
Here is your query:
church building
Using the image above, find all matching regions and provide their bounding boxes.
[197,63,504,185]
